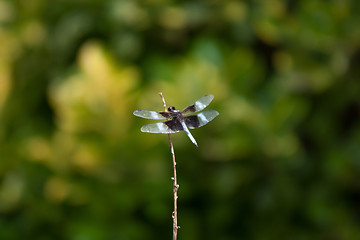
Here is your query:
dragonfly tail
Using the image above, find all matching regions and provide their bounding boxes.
[181,121,198,147]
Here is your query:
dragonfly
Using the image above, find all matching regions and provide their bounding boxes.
[133,94,219,147]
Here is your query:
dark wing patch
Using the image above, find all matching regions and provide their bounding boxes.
[186,110,219,129]
[159,111,172,119]
[181,94,214,115]
[165,118,184,132]
[185,116,200,129]
[181,104,196,114]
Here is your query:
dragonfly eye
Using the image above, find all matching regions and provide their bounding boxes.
[168,106,175,112]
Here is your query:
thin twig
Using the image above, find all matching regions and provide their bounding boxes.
[159,92,179,240]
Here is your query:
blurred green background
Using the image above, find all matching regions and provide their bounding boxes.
[1,0,360,239]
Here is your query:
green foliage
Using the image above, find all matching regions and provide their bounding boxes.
[1,0,360,239]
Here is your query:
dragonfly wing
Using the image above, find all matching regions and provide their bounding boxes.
[133,110,170,119]
[182,94,214,115]
[185,110,219,129]
[141,119,184,134]
[141,123,176,134]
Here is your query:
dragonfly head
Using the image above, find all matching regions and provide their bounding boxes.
[168,106,176,112]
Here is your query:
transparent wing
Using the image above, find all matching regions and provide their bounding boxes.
[140,122,179,134]
[186,110,219,129]
[182,94,214,115]
[133,110,169,120]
